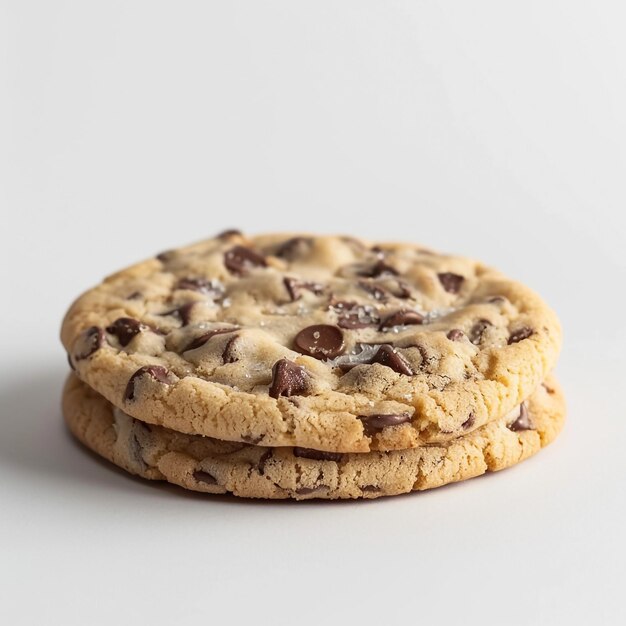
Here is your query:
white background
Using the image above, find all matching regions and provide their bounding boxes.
[2,2,625,624]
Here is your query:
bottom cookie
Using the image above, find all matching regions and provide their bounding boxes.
[62,374,565,500]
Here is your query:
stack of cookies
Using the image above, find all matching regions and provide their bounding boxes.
[61,232,564,500]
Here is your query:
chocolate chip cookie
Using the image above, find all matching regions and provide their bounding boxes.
[62,374,565,500]
[61,232,561,452]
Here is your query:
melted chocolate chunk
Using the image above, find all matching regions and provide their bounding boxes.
[462,413,475,430]
[176,277,224,298]
[293,448,343,462]
[470,319,492,345]
[508,327,534,344]
[295,486,327,495]
[438,272,464,294]
[358,413,412,435]
[106,317,148,347]
[269,358,310,398]
[371,345,413,375]
[74,326,105,360]
[283,277,325,301]
[224,245,267,275]
[294,325,345,360]
[446,329,465,341]
[331,300,379,329]
[222,334,240,363]
[359,260,399,278]
[183,327,240,352]
[193,470,218,485]
[358,281,387,301]
[159,302,195,326]
[124,365,171,401]
[275,237,312,260]
[509,403,533,431]
[379,309,424,330]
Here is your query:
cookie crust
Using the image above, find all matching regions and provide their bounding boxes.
[63,374,565,500]
[61,233,561,452]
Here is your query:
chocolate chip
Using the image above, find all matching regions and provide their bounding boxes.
[156,250,174,262]
[339,310,379,329]
[129,424,148,471]
[359,260,399,278]
[509,403,533,431]
[387,280,412,299]
[106,317,148,347]
[183,327,240,352]
[358,281,388,301]
[159,302,195,326]
[74,326,105,360]
[361,485,381,493]
[129,436,145,470]
[331,342,390,373]
[222,334,240,363]
[371,345,413,375]
[331,300,379,329]
[216,229,242,239]
[224,245,267,275]
[124,365,171,401]
[438,272,464,294]
[193,470,217,485]
[294,324,345,359]
[446,329,465,341]
[462,413,475,430]
[508,327,534,344]
[269,358,310,398]
[257,450,272,475]
[176,277,225,298]
[358,413,412,435]
[379,309,424,330]
[283,277,325,301]
[275,237,312,260]
[295,486,327,495]
[401,343,434,371]
[293,448,343,462]
[470,319,492,345]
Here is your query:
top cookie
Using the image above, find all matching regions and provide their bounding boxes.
[61,231,561,452]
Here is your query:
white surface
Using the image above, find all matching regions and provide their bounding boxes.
[2,2,625,624]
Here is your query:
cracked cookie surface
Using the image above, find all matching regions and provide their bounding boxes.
[63,374,565,500]
[61,232,561,452]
